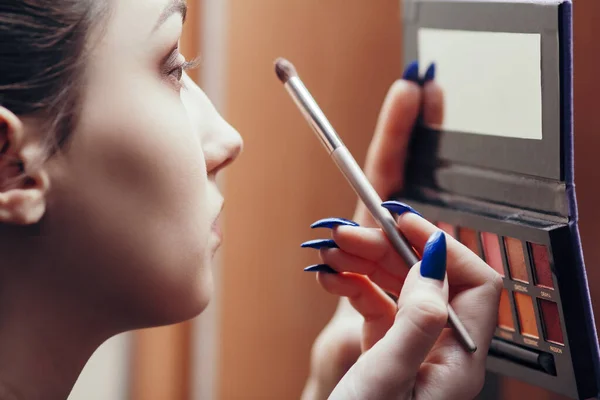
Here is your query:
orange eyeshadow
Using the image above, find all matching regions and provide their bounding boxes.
[481,232,504,276]
[504,237,529,283]
[458,227,480,255]
[514,292,539,339]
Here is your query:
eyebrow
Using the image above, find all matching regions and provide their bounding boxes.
[154,0,187,32]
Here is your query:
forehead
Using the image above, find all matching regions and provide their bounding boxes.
[103,0,177,45]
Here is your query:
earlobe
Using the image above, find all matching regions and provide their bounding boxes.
[0,107,50,225]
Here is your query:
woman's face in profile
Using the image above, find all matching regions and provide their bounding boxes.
[39,0,242,328]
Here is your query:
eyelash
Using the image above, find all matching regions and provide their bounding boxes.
[163,47,200,90]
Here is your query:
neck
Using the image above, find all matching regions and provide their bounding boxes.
[0,276,114,400]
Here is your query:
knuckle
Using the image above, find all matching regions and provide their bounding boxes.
[400,299,448,337]
[415,300,448,326]
[490,271,504,294]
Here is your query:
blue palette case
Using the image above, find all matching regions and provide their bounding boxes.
[400,0,600,398]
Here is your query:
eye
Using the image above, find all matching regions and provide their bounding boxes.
[165,52,186,84]
[162,47,201,90]
[169,63,185,82]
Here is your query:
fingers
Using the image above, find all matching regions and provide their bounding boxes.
[365,80,421,191]
[321,210,501,359]
[423,81,444,128]
[329,233,449,400]
[330,226,402,264]
[354,80,421,226]
[392,231,449,370]
[316,225,408,294]
[332,225,409,272]
[394,210,502,397]
[317,272,397,351]
[315,210,499,292]
[319,247,405,296]
[305,218,410,295]
[395,212,499,288]
[409,275,501,399]
[354,69,444,228]
[303,311,363,400]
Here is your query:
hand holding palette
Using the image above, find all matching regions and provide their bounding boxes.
[402,0,600,398]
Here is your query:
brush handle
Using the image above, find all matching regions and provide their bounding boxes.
[285,77,343,153]
[331,147,418,263]
[331,146,477,353]
[281,73,477,353]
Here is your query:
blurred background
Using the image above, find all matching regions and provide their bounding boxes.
[67,0,600,399]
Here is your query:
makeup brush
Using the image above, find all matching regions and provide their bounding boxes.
[274,57,477,353]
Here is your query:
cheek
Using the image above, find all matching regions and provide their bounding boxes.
[47,80,214,323]
[83,82,211,236]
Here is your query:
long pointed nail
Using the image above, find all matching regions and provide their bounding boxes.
[423,62,436,82]
[304,264,338,274]
[381,201,422,217]
[420,231,447,281]
[402,60,420,83]
[301,239,339,249]
[311,218,359,229]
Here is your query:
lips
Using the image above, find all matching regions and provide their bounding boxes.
[211,219,222,239]
[211,203,224,240]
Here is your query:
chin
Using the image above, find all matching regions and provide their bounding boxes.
[134,261,215,329]
[173,267,215,323]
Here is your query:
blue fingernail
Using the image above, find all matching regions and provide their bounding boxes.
[301,239,339,249]
[402,60,420,83]
[304,264,338,274]
[420,231,447,281]
[311,217,359,229]
[423,62,436,82]
[381,201,422,217]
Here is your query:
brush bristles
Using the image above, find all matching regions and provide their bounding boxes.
[274,58,297,83]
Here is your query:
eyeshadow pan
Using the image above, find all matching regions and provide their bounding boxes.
[539,299,564,345]
[530,243,554,289]
[436,222,455,238]
[498,289,515,331]
[514,292,539,339]
[458,227,479,255]
[481,232,504,276]
[504,237,529,283]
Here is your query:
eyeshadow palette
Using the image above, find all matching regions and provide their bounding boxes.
[401,0,600,398]
[405,201,597,399]
[432,212,571,379]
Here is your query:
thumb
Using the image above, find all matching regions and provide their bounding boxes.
[393,230,449,370]
[329,232,448,400]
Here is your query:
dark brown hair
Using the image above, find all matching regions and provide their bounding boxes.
[0,1,108,155]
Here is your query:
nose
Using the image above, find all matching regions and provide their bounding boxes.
[207,117,243,175]
[181,75,244,175]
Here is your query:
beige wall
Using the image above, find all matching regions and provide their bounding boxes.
[218,1,402,398]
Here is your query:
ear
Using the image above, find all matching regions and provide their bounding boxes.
[0,107,50,225]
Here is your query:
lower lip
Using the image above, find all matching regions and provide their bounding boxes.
[211,222,222,241]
